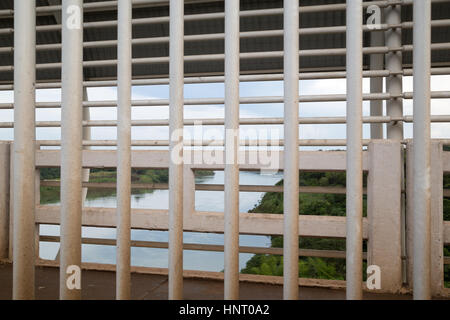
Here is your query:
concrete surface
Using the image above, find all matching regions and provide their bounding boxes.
[0,262,418,300]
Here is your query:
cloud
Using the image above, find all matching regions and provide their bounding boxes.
[0,76,449,143]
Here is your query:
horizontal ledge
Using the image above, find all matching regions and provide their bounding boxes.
[3,19,450,50]
[0,0,426,19]
[35,149,369,171]
[39,235,360,259]
[40,180,361,195]
[3,115,450,128]
[2,43,450,72]
[0,70,391,90]
[36,139,375,147]
[2,67,450,90]
[37,139,450,148]
[36,205,368,239]
[0,25,415,51]
[2,17,450,36]
[2,91,450,110]
[34,259,354,291]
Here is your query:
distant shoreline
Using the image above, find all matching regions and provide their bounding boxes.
[39,168,215,204]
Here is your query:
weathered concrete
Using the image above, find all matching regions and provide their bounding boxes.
[406,142,445,296]
[0,262,422,300]
[0,143,10,259]
[367,141,403,293]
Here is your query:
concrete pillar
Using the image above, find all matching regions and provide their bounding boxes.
[345,0,364,300]
[224,0,240,300]
[412,0,432,300]
[430,142,444,296]
[283,0,300,301]
[0,142,10,260]
[367,140,402,293]
[116,0,132,300]
[406,141,444,297]
[10,142,41,262]
[13,0,36,300]
[168,0,184,300]
[60,0,84,300]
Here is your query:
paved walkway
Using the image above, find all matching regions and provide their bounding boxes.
[0,262,416,300]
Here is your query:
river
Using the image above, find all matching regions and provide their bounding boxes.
[39,171,283,272]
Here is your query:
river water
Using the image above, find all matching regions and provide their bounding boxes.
[40,171,283,272]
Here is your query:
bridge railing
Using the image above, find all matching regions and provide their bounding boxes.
[1,0,450,300]
[3,139,449,296]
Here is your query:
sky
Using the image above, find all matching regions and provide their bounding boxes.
[0,75,449,149]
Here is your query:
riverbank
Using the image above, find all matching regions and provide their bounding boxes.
[38,170,278,272]
[39,168,215,204]
[242,170,449,286]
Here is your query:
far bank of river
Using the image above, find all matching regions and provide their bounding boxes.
[39,170,283,272]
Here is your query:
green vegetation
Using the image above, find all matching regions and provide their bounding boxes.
[242,168,449,285]
[39,167,214,204]
[242,171,357,280]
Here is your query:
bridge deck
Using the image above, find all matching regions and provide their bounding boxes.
[0,262,420,300]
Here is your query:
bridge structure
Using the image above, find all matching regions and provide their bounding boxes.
[0,0,449,300]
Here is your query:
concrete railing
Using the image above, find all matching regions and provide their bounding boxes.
[0,140,449,296]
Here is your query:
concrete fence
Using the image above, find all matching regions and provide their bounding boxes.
[0,140,448,296]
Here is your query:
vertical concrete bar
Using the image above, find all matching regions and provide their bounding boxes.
[34,143,41,261]
[82,88,91,205]
[59,0,83,300]
[367,141,402,293]
[413,0,431,300]
[370,31,384,140]
[406,142,414,288]
[283,0,299,300]
[430,142,444,296]
[412,0,432,300]
[116,0,132,300]
[8,146,13,261]
[0,142,10,260]
[385,1,406,285]
[224,0,240,300]
[385,1,403,140]
[346,0,364,300]
[168,0,184,300]
[13,0,36,300]
[406,141,443,297]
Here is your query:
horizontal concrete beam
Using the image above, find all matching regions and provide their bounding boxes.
[36,205,369,239]
[40,180,364,195]
[40,235,365,259]
[35,149,370,171]
[35,258,350,291]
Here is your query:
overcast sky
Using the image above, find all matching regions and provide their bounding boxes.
[0,75,449,149]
